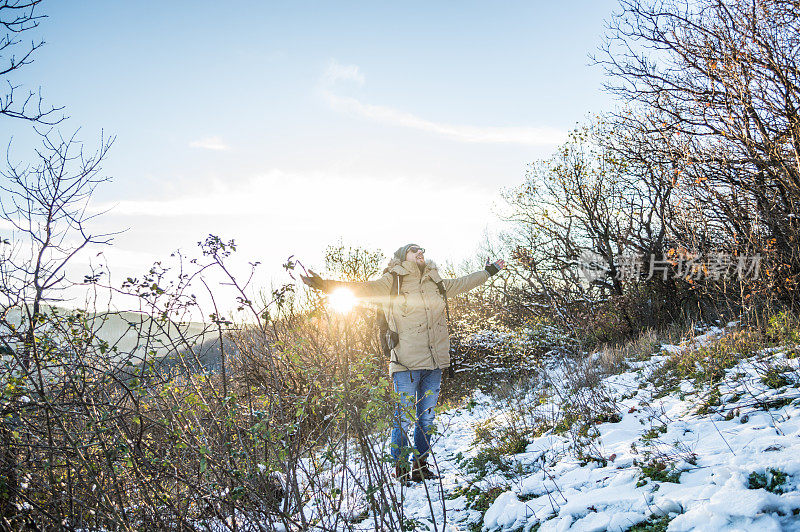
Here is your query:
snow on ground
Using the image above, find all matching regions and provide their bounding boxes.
[351,325,800,531]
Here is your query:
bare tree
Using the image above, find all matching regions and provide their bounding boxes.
[597,0,800,306]
[324,240,385,283]
[0,129,113,521]
[501,120,696,344]
[1,0,63,124]
[0,130,114,362]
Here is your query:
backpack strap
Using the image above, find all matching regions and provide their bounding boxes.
[434,280,456,378]
[428,270,450,320]
[387,271,401,320]
[378,271,400,346]
[378,271,401,340]
[434,280,450,321]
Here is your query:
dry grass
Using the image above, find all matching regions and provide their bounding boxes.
[593,321,691,372]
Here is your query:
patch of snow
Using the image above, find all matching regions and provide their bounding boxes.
[483,491,536,530]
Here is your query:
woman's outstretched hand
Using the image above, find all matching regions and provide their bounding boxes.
[300,269,326,291]
[485,259,506,276]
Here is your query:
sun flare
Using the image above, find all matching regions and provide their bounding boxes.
[328,288,356,313]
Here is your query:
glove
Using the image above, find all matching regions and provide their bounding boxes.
[485,259,505,276]
[300,270,327,291]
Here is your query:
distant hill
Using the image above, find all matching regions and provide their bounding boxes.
[0,306,229,373]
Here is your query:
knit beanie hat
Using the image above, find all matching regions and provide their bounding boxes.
[394,243,422,261]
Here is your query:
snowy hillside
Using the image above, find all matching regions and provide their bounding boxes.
[348,324,800,532]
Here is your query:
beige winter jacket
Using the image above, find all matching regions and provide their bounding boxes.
[330,258,490,376]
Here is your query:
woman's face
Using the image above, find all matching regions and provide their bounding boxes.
[405,246,426,266]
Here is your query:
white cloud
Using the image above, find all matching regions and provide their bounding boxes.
[322,91,565,146]
[95,170,493,220]
[189,136,231,151]
[91,169,502,260]
[323,59,365,86]
[318,60,564,146]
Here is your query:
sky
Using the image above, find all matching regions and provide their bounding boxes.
[1,1,618,313]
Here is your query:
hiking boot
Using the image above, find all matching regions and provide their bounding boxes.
[411,458,438,481]
[395,462,411,484]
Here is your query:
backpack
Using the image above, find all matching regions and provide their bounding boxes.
[376,270,455,377]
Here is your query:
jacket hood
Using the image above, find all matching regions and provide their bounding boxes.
[386,257,440,279]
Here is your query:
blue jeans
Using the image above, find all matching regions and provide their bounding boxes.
[390,369,442,463]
